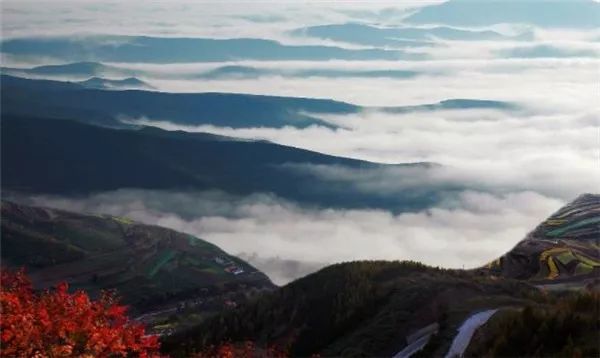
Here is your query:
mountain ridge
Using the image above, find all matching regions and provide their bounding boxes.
[0,35,423,63]
[1,74,519,130]
[292,23,532,46]
[77,77,155,90]
[404,0,600,28]
[1,115,443,213]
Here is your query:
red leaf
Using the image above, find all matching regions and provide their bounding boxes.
[0,267,161,356]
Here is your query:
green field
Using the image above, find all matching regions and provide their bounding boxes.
[546,217,600,237]
[573,252,600,267]
[555,250,576,266]
[575,262,593,275]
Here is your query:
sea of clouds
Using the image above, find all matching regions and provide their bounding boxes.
[22,189,563,285]
[2,0,598,284]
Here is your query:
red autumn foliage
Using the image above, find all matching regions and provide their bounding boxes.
[0,267,160,357]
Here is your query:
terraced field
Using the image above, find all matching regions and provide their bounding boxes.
[483,194,600,283]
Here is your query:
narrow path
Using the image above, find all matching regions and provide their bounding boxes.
[393,323,439,358]
[393,334,432,358]
[444,309,498,358]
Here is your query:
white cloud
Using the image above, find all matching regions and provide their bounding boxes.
[118,58,597,108]
[0,1,430,43]
[21,189,564,285]
[125,104,599,201]
[2,0,597,287]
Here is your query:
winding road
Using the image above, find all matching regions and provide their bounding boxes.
[444,309,498,358]
[393,334,433,358]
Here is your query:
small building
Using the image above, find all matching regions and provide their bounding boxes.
[214,256,231,265]
[224,265,245,275]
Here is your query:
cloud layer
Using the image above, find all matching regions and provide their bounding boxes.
[129,103,599,202]
[1,1,436,41]
[96,58,598,108]
[20,189,563,285]
[2,0,597,286]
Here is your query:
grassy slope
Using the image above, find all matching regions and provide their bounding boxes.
[1,200,273,312]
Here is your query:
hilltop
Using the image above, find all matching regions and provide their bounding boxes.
[1,75,517,130]
[78,77,155,90]
[162,194,600,356]
[1,200,274,333]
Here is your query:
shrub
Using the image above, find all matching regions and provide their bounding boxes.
[0,268,160,357]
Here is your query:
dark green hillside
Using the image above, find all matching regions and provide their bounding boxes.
[1,200,273,315]
[465,292,600,357]
[0,75,517,130]
[0,75,353,129]
[163,261,538,357]
[1,116,442,212]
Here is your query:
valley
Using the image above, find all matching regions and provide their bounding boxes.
[1,0,598,356]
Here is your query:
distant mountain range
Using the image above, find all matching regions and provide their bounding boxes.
[292,23,533,47]
[195,65,424,80]
[0,75,517,129]
[1,115,444,213]
[404,0,600,28]
[77,77,155,90]
[0,36,425,63]
[3,62,426,81]
[2,61,131,78]
[0,74,355,129]
[0,74,518,214]
[498,45,598,59]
